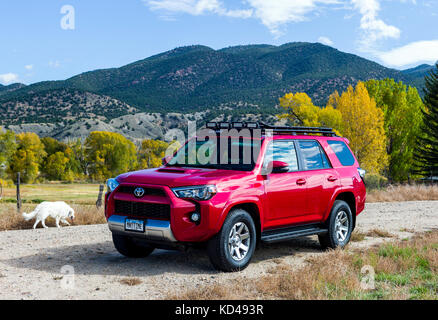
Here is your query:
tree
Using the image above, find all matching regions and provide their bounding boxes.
[415,63,438,177]
[8,132,47,183]
[366,79,424,182]
[335,82,388,174]
[0,128,17,179]
[44,151,71,181]
[85,131,137,181]
[138,139,171,169]
[278,92,342,130]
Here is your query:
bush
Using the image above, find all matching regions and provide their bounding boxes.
[0,178,14,188]
[364,173,388,190]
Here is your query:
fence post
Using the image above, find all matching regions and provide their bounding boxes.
[16,172,21,213]
[96,184,104,209]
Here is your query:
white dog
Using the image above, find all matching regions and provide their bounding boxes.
[22,201,75,229]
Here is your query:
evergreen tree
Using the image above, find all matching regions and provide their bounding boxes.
[415,63,438,177]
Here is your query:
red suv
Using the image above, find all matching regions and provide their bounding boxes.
[104,122,366,272]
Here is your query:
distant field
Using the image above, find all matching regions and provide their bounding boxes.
[0,183,101,205]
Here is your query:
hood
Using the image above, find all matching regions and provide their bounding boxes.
[116,166,249,188]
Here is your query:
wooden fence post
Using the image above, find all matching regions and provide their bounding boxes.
[96,184,104,209]
[16,172,22,213]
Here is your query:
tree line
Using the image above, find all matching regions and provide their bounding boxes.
[0,130,175,184]
[279,67,438,184]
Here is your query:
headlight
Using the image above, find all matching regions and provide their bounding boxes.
[107,178,120,193]
[171,185,217,201]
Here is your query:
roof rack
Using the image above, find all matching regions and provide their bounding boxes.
[205,121,337,137]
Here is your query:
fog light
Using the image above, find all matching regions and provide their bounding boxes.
[190,213,200,223]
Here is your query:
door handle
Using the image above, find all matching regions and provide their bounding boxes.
[296,179,306,185]
[327,176,338,182]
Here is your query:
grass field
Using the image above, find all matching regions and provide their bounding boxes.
[0,183,105,231]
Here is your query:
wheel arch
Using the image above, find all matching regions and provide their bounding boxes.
[334,191,357,230]
[218,201,262,241]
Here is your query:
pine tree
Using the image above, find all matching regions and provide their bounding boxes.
[415,63,438,177]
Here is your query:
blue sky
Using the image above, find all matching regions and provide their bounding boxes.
[0,0,437,85]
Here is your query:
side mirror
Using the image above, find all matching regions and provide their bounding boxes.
[162,156,172,165]
[267,161,289,174]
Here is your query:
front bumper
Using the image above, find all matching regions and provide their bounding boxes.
[108,215,177,242]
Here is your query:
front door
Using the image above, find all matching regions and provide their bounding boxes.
[262,140,308,228]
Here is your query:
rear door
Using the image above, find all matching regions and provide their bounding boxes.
[262,139,308,227]
[297,140,340,221]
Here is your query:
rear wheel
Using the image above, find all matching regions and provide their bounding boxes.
[319,200,353,249]
[207,209,257,272]
[112,234,155,258]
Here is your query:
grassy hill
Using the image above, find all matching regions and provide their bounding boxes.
[0,42,429,127]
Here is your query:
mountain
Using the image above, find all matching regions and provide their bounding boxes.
[401,64,434,90]
[0,83,26,96]
[0,42,430,138]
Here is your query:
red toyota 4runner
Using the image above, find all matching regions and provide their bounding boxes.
[104,122,366,272]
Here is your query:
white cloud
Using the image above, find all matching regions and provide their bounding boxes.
[377,40,438,67]
[351,0,401,50]
[25,64,33,70]
[246,0,340,36]
[318,36,334,46]
[0,73,19,85]
[48,60,61,68]
[147,0,252,18]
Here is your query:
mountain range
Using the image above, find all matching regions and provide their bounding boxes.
[0,42,434,141]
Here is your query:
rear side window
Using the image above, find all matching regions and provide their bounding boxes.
[298,140,331,170]
[327,140,355,166]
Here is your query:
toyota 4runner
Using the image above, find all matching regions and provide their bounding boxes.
[104,122,366,272]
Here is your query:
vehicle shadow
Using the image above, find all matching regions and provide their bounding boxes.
[2,236,323,276]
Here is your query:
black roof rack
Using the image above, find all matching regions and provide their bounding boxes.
[205,121,337,137]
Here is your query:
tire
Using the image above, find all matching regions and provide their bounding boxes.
[112,234,155,258]
[207,209,257,272]
[318,200,353,249]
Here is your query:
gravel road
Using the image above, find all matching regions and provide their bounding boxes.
[1,201,437,300]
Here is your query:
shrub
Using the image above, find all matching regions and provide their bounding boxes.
[364,173,388,190]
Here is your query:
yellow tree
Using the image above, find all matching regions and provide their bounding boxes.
[8,132,47,183]
[336,82,388,174]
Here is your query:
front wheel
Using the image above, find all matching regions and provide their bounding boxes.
[112,234,155,258]
[319,200,353,249]
[207,209,257,272]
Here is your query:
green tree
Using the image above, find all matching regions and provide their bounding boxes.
[0,128,17,179]
[8,132,47,183]
[44,151,71,181]
[85,131,137,181]
[415,63,438,177]
[366,79,424,182]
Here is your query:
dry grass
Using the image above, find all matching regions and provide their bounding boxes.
[171,231,438,300]
[351,231,366,242]
[367,184,438,203]
[0,203,105,231]
[365,229,395,238]
[119,277,142,286]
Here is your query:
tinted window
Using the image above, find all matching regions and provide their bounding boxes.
[264,140,299,172]
[327,140,355,166]
[298,140,331,170]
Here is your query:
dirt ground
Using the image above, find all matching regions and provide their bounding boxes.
[0,201,437,300]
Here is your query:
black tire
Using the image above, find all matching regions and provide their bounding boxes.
[112,234,155,258]
[207,209,257,272]
[318,200,353,249]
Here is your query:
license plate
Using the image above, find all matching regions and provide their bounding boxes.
[125,219,145,232]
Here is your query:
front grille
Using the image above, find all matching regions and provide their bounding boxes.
[117,186,166,197]
[114,200,170,220]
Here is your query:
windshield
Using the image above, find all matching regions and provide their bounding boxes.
[167,136,262,171]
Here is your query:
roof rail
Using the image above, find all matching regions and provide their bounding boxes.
[205,121,338,137]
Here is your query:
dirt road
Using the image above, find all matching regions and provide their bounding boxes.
[1,201,437,300]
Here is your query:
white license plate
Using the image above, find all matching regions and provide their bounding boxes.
[125,219,145,232]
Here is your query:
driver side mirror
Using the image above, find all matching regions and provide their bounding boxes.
[266,161,289,174]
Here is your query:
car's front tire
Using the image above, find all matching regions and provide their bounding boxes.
[112,234,155,258]
[207,209,257,272]
[319,200,353,249]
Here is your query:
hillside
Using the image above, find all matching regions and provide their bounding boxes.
[0,42,430,140]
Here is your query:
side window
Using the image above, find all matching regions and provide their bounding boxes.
[264,140,299,172]
[298,140,331,170]
[327,140,355,166]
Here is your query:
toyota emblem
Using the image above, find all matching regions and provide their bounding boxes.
[134,187,145,198]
